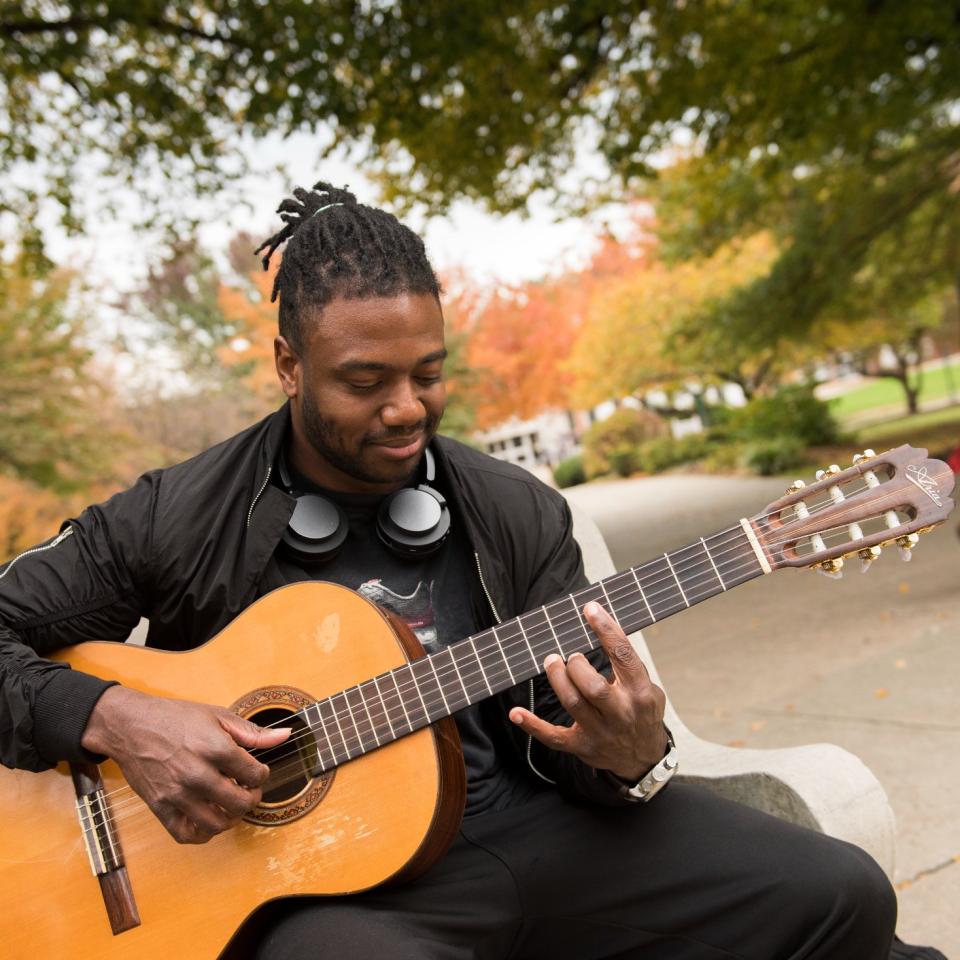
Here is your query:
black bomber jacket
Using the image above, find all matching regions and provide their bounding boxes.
[0,405,627,805]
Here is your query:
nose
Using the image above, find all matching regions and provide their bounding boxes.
[381,379,426,428]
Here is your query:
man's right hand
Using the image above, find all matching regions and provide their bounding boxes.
[81,685,291,844]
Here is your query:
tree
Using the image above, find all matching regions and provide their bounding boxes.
[812,215,958,416]
[0,250,124,491]
[569,232,801,409]
[6,3,958,232]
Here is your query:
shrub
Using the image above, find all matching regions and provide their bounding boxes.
[741,437,807,475]
[633,434,714,473]
[582,407,668,479]
[553,454,586,489]
[729,384,840,447]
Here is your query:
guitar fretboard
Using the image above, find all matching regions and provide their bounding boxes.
[299,524,764,771]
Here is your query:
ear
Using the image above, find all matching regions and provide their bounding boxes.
[275,336,301,399]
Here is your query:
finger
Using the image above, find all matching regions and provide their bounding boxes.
[217,714,291,787]
[204,778,262,819]
[508,706,580,755]
[544,653,605,724]
[165,809,216,845]
[564,651,616,715]
[583,602,650,688]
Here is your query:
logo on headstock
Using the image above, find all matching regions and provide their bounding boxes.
[905,464,943,506]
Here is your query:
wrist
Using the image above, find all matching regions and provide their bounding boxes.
[606,725,672,783]
[602,726,678,803]
[80,684,139,757]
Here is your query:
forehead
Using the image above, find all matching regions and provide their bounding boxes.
[304,293,444,364]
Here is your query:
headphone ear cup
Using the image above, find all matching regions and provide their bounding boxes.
[282,494,350,564]
[377,485,451,558]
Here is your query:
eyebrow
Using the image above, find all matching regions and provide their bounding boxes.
[335,348,448,374]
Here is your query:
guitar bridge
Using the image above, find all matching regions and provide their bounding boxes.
[70,762,141,935]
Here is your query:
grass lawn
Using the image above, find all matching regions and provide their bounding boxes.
[856,404,960,457]
[828,359,960,420]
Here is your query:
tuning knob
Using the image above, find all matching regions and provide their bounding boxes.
[815,464,842,481]
[816,557,844,579]
[858,544,882,573]
[786,479,806,495]
[897,532,920,562]
[852,450,876,465]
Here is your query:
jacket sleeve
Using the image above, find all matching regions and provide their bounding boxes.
[0,473,158,771]
[511,492,639,807]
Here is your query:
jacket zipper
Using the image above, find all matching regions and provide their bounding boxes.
[0,526,75,582]
[473,551,557,786]
[246,466,273,528]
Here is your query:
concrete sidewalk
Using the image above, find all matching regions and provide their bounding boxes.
[564,470,960,956]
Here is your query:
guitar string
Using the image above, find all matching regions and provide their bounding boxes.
[85,473,919,826]
[86,482,921,834]
[88,505,924,845]
[86,474,917,830]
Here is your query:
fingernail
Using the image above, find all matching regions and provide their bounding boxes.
[586,602,606,619]
[510,710,524,725]
[544,654,562,669]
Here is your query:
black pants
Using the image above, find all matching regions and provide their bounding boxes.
[243,784,896,960]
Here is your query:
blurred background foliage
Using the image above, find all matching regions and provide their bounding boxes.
[2,1,959,551]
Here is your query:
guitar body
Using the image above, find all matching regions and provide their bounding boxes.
[0,582,466,959]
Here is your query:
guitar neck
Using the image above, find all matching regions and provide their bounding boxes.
[300,521,766,772]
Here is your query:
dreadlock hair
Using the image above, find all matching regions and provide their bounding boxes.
[254,181,441,351]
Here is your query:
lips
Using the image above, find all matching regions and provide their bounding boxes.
[370,435,424,459]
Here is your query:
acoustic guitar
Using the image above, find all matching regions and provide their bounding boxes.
[1,445,954,958]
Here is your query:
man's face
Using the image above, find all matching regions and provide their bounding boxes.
[276,292,447,493]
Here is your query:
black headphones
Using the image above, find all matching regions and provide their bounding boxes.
[276,445,451,564]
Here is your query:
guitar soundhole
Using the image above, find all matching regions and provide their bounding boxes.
[252,707,317,804]
[230,685,335,827]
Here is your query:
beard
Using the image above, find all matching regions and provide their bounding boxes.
[300,385,443,486]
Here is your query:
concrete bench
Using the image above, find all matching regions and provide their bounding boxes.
[569,501,897,877]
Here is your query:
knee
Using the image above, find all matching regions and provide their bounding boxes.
[803,842,898,955]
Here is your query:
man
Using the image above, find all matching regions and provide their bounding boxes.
[1,182,896,958]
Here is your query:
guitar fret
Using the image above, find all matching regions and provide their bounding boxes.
[304,702,333,770]
[321,697,349,763]
[598,579,626,626]
[491,625,517,684]
[386,669,413,733]
[640,556,688,621]
[542,604,565,657]
[630,567,655,625]
[427,655,451,715]
[701,537,726,591]
[408,660,433,722]
[357,682,385,746]
[566,595,595,649]
[343,688,373,753]
[469,637,494,695]
[663,552,690,607]
[515,617,539,668]
[372,677,397,739]
[448,646,470,705]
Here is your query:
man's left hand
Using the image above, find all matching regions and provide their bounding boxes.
[509,601,669,781]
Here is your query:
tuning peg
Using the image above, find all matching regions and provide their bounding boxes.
[816,557,844,579]
[897,532,920,562]
[815,464,842,481]
[852,449,876,465]
[858,544,882,573]
[786,479,806,495]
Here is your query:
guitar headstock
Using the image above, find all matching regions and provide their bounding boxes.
[750,445,956,575]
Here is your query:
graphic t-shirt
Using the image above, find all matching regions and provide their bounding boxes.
[260,461,539,816]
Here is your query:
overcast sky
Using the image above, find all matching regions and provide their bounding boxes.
[28,128,634,294]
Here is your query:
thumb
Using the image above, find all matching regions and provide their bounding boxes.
[219,713,292,750]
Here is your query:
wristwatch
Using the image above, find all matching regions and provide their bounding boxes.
[607,728,678,803]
